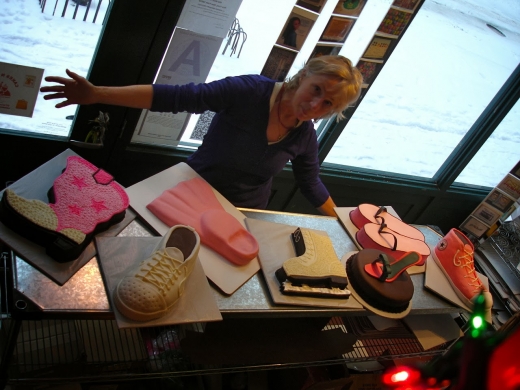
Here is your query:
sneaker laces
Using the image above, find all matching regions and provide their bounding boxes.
[137,250,183,294]
[453,246,482,292]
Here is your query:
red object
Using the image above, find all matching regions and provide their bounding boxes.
[487,323,520,390]
[382,366,422,387]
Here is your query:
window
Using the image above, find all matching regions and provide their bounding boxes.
[323,0,520,187]
[456,98,520,187]
[0,1,110,137]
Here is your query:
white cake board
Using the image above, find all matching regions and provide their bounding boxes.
[125,162,260,295]
[96,236,222,329]
[334,206,426,275]
[424,253,491,321]
[0,149,135,286]
[245,217,363,309]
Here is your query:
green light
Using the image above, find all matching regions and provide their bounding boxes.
[472,315,483,329]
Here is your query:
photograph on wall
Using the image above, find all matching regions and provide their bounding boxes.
[510,160,520,179]
[377,8,412,37]
[296,0,327,13]
[460,216,489,239]
[277,12,315,51]
[333,0,367,17]
[362,36,393,59]
[309,45,342,60]
[261,47,297,82]
[496,174,520,200]
[392,0,421,12]
[356,59,383,85]
[472,203,502,226]
[484,189,515,213]
[320,16,355,43]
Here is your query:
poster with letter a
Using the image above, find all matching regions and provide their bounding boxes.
[131,29,222,147]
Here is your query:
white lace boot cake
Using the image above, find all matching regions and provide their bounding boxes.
[113,225,200,321]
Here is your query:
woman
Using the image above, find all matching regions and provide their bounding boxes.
[282,17,301,48]
[40,55,363,216]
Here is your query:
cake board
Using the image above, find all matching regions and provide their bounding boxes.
[343,251,412,319]
[335,206,426,275]
[424,254,491,322]
[245,217,363,309]
[0,149,135,286]
[96,236,222,329]
[125,162,260,296]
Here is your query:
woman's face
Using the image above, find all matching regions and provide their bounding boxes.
[292,19,301,30]
[290,73,341,121]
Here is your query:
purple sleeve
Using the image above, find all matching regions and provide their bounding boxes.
[150,76,267,114]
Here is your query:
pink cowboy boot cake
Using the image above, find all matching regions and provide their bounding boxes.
[0,156,129,262]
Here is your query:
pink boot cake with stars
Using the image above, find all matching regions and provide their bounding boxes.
[0,156,129,262]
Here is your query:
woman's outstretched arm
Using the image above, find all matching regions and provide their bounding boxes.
[40,69,153,110]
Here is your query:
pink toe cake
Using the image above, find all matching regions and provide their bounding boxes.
[0,156,129,262]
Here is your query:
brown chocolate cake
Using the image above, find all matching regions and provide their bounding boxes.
[346,249,414,315]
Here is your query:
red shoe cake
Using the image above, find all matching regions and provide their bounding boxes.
[0,156,129,262]
[432,228,493,311]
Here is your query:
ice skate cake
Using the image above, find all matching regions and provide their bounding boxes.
[275,227,350,299]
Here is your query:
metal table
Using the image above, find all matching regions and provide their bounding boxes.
[1,209,461,386]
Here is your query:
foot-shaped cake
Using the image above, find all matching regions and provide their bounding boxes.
[147,177,258,266]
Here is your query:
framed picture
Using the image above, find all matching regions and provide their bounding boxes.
[297,0,327,13]
[356,59,383,85]
[510,160,520,179]
[362,37,393,59]
[392,0,421,12]
[460,216,489,239]
[333,0,367,17]
[320,16,356,43]
[472,203,502,226]
[496,174,520,200]
[277,12,315,51]
[484,189,515,213]
[309,45,342,60]
[261,47,297,82]
[377,8,412,37]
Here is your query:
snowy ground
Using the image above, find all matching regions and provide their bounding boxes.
[0,0,518,187]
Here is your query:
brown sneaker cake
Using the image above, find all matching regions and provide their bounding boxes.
[275,227,350,298]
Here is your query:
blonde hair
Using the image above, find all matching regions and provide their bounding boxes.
[286,55,363,121]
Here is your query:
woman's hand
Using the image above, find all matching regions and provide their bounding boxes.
[40,69,98,108]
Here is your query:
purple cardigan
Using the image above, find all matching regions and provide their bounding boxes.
[150,74,330,209]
